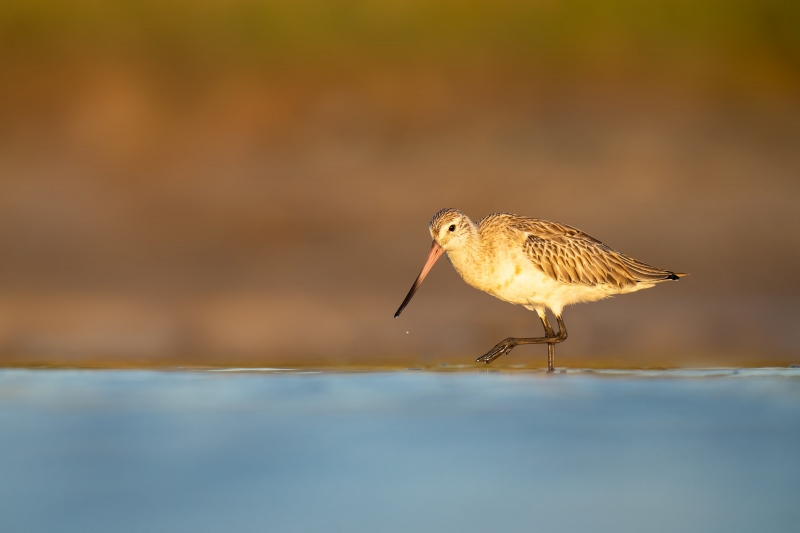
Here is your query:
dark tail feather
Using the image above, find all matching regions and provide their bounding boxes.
[618,253,687,282]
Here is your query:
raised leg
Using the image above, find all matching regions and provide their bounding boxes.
[539,312,556,337]
[476,313,567,371]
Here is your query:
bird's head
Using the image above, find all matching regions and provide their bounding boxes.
[394,208,475,318]
[428,208,475,251]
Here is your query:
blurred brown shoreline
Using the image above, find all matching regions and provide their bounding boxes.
[1,1,799,369]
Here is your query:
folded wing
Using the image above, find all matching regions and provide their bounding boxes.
[512,218,682,288]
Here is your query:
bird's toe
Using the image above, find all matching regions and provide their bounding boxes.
[476,342,514,364]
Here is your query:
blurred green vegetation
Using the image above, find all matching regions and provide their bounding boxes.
[1,0,798,82]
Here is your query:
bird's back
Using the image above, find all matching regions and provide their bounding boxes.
[477,213,684,290]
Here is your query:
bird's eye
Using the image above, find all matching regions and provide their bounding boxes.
[448,224,456,232]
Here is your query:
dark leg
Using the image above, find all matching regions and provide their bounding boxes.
[539,314,557,373]
[550,315,568,372]
[476,313,568,370]
[540,314,556,337]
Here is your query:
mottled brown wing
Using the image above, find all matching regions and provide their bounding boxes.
[512,218,674,288]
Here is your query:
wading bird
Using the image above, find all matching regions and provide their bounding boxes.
[394,208,685,372]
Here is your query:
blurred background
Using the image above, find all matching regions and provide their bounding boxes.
[0,0,798,368]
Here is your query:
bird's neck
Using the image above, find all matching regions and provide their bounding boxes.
[444,224,486,285]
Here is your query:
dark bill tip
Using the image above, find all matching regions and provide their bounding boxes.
[393,240,443,319]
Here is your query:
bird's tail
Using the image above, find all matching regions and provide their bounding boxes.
[619,254,687,282]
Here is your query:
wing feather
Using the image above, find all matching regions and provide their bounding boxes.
[507,217,677,287]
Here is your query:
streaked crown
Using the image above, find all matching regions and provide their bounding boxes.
[428,208,475,249]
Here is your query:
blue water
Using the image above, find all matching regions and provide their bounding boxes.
[1,369,799,533]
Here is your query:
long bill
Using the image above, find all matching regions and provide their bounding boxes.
[394,240,444,318]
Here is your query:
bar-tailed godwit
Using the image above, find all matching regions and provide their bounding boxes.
[395,208,686,371]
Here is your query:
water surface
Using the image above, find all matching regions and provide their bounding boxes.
[1,368,799,533]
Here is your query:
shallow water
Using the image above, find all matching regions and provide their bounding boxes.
[1,368,799,533]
